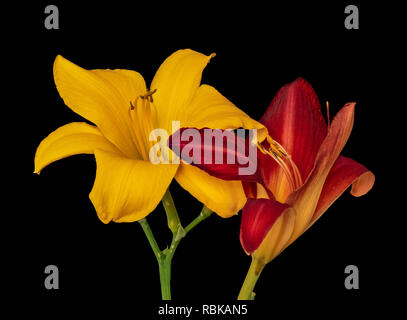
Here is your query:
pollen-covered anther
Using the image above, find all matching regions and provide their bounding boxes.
[257,136,288,160]
[140,88,157,103]
[130,89,158,110]
[266,136,288,158]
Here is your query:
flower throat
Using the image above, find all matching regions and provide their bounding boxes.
[129,89,160,161]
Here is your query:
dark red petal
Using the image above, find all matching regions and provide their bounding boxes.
[242,181,257,198]
[240,198,292,253]
[311,156,375,223]
[168,127,260,182]
[259,78,328,189]
[285,103,356,241]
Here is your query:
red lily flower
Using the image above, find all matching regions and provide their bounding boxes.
[169,78,375,264]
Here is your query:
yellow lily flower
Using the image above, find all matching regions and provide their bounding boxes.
[34,49,266,223]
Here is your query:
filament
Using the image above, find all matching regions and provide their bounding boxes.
[129,89,160,161]
[258,135,303,193]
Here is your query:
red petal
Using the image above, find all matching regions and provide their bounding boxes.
[242,181,258,199]
[242,181,272,199]
[259,78,327,191]
[168,127,260,182]
[240,198,292,253]
[286,102,356,242]
[311,156,375,223]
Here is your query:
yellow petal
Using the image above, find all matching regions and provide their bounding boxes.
[175,164,246,217]
[252,207,296,264]
[150,49,215,132]
[54,55,147,158]
[34,122,121,174]
[185,85,268,142]
[90,150,178,223]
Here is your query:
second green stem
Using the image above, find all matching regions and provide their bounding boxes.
[237,256,266,300]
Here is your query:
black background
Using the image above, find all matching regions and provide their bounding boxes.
[5,1,398,318]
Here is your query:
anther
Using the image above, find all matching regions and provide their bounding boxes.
[326,101,330,129]
[140,88,157,103]
[129,89,158,110]
[269,148,279,158]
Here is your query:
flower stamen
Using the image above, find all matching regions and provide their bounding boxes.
[129,89,162,161]
[141,88,157,103]
[258,136,303,193]
[326,101,330,129]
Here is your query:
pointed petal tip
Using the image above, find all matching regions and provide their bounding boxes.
[53,54,68,70]
[344,101,356,109]
[290,77,321,107]
[34,154,42,175]
[293,76,310,86]
[89,184,113,225]
[33,123,121,176]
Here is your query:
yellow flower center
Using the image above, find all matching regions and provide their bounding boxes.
[129,89,160,161]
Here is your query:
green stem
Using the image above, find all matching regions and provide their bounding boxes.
[185,205,213,233]
[139,190,213,300]
[138,218,162,261]
[158,257,172,299]
[157,205,213,300]
[237,256,266,300]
